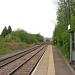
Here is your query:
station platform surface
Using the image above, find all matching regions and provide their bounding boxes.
[31,45,75,75]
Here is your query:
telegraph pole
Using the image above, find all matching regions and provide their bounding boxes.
[67,0,71,26]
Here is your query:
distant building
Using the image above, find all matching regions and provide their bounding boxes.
[44,38,52,43]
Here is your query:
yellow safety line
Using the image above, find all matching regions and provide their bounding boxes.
[47,45,55,75]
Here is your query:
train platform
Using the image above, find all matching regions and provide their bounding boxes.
[31,45,75,75]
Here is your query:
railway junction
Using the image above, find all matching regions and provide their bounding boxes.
[0,44,75,75]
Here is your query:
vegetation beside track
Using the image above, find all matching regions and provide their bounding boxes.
[0,26,44,56]
[53,0,75,59]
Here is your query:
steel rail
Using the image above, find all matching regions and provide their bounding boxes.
[0,45,41,68]
[9,45,47,75]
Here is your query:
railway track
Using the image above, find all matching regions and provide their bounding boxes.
[0,45,41,68]
[0,44,47,75]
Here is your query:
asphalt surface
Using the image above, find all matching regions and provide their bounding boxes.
[53,46,75,75]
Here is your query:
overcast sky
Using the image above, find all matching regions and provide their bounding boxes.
[0,0,57,38]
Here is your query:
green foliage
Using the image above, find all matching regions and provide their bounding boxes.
[53,0,75,59]
[1,26,8,37]
[10,30,44,44]
[0,29,44,44]
[1,26,12,38]
[0,28,44,56]
[1,25,44,43]
[0,42,31,56]
[35,34,44,42]
[8,25,12,34]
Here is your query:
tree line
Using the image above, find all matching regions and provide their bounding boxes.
[0,26,44,44]
[1,26,12,37]
[53,0,75,58]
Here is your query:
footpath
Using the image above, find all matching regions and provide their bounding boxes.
[53,46,75,75]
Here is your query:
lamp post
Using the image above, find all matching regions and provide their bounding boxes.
[67,0,72,63]
[66,0,72,63]
[67,0,75,64]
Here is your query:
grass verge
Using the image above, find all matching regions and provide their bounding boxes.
[0,42,31,56]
